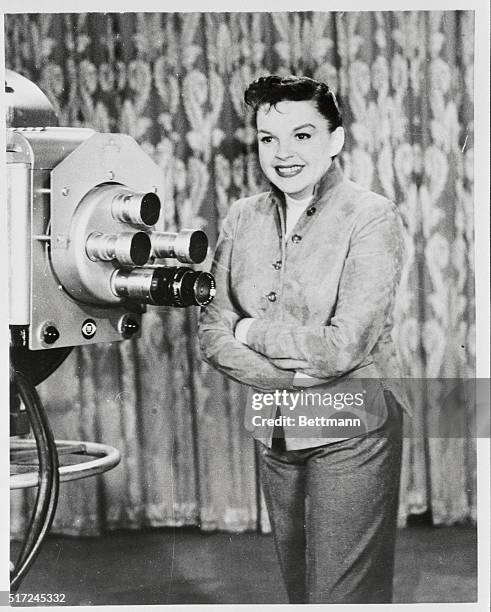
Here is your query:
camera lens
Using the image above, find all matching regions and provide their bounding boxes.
[111,266,215,307]
[86,231,151,266]
[112,189,161,227]
[129,232,152,266]
[140,192,161,226]
[188,230,208,264]
[194,271,216,304]
[150,267,216,307]
[151,229,208,264]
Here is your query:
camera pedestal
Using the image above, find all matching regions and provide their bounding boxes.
[10,437,121,590]
[10,438,121,490]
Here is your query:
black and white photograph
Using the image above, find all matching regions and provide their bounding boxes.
[2,1,489,609]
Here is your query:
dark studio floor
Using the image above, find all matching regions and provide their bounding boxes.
[10,524,477,606]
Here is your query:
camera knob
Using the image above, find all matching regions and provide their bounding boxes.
[42,325,60,345]
[119,315,140,339]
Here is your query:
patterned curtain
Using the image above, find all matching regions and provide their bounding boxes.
[7,11,475,537]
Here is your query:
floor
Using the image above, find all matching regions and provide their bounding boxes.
[10,524,477,606]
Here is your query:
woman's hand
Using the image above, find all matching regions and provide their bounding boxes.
[235,319,329,387]
[292,372,330,387]
[234,317,255,344]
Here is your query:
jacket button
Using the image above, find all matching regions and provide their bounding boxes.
[272,261,282,270]
[306,206,316,216]
[267,292,277,302]
[291,234,302,243]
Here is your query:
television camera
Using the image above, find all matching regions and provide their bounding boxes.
[6,69,215,590]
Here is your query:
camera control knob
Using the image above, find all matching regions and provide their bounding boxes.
[119,315,140,339]
[42,324,60,345]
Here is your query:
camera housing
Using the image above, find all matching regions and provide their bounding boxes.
[8,127,163,349]
[7,74,215,352]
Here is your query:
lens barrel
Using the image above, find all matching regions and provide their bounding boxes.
[111,266,216,307]
[111,189,161,227]
[151,267,216,307]
[86,231,151,266]
[151,230,208,264]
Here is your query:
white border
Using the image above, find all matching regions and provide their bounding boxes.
[0,1,489,13]
[0,10,9,607]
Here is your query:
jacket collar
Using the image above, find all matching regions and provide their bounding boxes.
[269,158,344,209]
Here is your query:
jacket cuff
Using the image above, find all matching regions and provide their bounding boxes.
[246,319,270,353]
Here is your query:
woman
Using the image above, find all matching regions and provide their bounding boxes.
[198,75,411,604]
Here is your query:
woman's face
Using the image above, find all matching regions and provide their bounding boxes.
[256,99,342,200]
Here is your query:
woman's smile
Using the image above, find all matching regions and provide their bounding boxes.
[275,164,305,178]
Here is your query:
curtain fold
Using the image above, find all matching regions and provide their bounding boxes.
[7,10,475,536]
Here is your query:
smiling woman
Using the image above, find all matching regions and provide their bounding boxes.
[256,101,343,199]
[251,78,345,201]
[199,74,410,603]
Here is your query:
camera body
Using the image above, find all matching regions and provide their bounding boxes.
[9,127,160,349]
[7,71,214,352]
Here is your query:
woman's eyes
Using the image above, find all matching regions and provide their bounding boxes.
[258,132,312,144]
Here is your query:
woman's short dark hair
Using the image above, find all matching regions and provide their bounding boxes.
[244,75,342,132]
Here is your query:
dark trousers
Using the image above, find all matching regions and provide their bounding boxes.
[256,391,403,604]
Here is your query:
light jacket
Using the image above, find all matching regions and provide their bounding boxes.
[198,160,411,450]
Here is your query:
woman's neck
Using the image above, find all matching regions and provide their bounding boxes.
[284,193,314,237]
